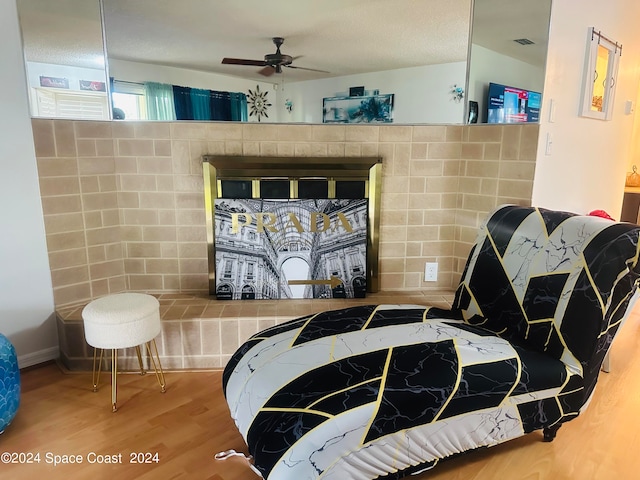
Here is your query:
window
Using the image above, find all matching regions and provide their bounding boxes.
[112,80,147,120]
[329,257,341,277]
[223,259,234,279]
[33,88,109,120]
[349,252,362,273]
[246,262,255,280]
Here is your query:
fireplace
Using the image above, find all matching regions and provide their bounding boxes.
[202,156,382,299]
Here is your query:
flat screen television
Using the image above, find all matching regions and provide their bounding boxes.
[487,82,541,124]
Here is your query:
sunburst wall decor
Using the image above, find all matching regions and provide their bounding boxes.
[247,85,272,122]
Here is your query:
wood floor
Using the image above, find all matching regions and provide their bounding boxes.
[2,308,640,480]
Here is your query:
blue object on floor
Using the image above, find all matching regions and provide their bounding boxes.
[0,333,20,434]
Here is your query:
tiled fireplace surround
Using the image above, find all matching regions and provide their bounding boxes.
[31,119,538,370]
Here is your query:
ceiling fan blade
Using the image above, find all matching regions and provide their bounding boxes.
[286,65,330,74]
[222,57,266,66]
[258,66,275,77]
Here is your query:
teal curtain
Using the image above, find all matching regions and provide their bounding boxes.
[143,81,246,121]
[230,92,248,121]
[145,82,176,120]
[190,88,212,120]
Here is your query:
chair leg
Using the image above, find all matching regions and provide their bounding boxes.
[95,343,163,412]
[111,348,118,412]
[92,347,104,392]
[135,345,146,375]
[602,351,611,373]
[543,422,562,442]
[146,339,166,393]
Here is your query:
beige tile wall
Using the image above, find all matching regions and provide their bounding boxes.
[33,119,537,370]
[34,120,126,307]
[33,119,538,308]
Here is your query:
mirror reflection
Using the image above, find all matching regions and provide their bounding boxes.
[16,0,553,125]
[17,0,109,120]
[467,0,552,124]
[103,0,471,124]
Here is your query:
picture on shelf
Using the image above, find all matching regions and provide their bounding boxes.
[323,93,394,124]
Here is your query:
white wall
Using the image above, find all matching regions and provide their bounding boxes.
[467,44,546,123]
[109,58,279,122]
[276,62,467,124]
[0,1,58,367]
[532,0,640,217]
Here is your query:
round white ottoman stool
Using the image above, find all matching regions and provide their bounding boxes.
[82,293,166,412]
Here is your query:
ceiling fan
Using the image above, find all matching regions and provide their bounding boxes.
[221,37,329,77]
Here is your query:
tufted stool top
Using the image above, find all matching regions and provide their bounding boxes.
[82,293,161,350]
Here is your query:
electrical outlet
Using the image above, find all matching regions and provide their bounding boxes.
[424,262,438,282]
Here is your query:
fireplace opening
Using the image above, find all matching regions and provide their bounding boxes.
[203,156,382,300]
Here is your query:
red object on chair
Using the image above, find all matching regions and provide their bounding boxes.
[588,209,615,221]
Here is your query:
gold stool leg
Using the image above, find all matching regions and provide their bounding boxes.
[135,345,146,375]
[111,348,118,412]
[146,340,166,393]
[92,347,104,392]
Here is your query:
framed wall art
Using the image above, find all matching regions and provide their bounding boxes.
[322,93,394,124]
[579,27,621,121]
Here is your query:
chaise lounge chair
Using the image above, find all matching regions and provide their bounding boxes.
[222,205,640,479]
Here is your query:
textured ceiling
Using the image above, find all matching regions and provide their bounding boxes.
[472,0,552,67]
[17,0,550,83]
[17,0,105,69]
[101,0,472,82]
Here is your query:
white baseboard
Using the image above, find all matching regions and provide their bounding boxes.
[18,346,59,369]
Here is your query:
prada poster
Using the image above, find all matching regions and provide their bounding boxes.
[214,199,367,300]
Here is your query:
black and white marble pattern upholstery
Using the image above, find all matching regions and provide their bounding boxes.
[222,206,640,479]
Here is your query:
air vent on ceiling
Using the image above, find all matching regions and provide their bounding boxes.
[514,38,535,45]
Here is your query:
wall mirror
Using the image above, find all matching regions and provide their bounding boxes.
[17,0,108,120]
[467,0,552,124]
[579,28,621,121]
[17,0,553,126]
